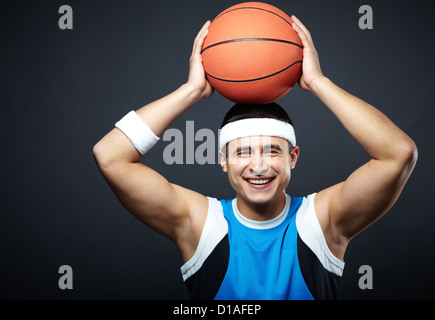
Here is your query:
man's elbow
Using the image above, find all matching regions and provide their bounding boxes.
[398,138,418,171]
[93,140,114,171]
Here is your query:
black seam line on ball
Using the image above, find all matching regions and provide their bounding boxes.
[205,60,302,83]
[262,70,302,103]
[201,38,303,54]
[213,6,293,28]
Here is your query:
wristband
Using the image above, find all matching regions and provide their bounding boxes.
[115,111,159,155]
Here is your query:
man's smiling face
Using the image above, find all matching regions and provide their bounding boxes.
[220,136,299,206]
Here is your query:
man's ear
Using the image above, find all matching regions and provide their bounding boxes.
[219,149,228,172]
[290,146,300,170]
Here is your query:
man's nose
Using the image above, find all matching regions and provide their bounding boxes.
[250,154,270,176]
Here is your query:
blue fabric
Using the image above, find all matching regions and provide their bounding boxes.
[214,196,313,300]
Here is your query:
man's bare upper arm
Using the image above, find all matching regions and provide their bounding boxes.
[315,153,417,258]
[99,159,209,255]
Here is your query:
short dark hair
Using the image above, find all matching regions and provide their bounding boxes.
[220,103,294,129]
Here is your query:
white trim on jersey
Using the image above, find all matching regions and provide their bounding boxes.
[232,194,292,229]
[180,197,228,281]
[180,193,345,281]
[295,193,345,277]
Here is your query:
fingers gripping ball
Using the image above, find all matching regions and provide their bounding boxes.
[201,2,303,104]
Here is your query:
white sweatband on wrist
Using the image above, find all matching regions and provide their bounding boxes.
[219,118,296,151]
[115,110,159,155]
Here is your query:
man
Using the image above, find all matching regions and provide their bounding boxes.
[93,17,417,299]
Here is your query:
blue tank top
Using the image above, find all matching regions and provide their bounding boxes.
[215,195,313,299]
[180,194,344,300]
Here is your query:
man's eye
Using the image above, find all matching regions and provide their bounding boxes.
[239,151,249,156]
[264,149,278,154]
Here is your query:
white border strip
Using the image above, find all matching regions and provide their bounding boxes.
[232,194,291,229]
[296,193,345,276]
[180,197,228,281]
[115,110,159,155]
[219,118,296,150]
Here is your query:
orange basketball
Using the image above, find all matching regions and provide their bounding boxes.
[201,2,303,104]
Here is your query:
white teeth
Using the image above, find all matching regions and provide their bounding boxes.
[247,178,272,185]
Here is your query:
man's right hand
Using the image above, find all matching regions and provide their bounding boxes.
[187,20,214,100]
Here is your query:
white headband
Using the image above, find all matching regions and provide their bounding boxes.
[219,118,296,150]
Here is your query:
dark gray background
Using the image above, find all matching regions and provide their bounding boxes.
[1,0,434,299]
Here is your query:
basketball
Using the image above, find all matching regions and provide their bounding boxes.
[201,2,303,104]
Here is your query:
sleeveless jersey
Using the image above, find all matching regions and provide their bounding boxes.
[180,193,345,300]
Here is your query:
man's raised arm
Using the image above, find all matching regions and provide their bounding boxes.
[292,16,418,259]
[92,21,213,262]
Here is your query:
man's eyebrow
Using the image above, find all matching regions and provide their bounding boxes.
[234,145,250,154]
[264,144,283,151]
[232,144,283,154]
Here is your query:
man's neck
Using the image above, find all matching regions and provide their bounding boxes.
[235,192,287,221]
